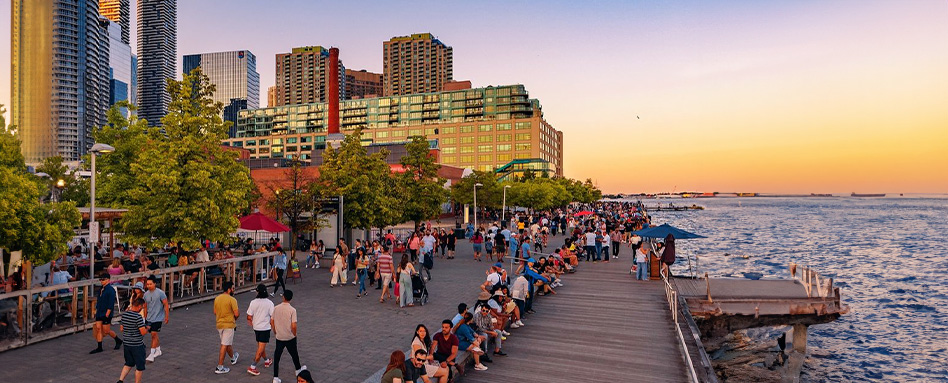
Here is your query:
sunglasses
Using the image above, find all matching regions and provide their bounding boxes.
[415,358,426,362]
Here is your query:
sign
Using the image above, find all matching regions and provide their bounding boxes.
[89,222,100,245]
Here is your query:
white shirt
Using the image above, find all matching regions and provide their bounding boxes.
[631,236,642,245]
[246,298,275,331]
[636,248,649,263]
[195,249,210,263]
[603,234,611,245]
[421,235,437,251]
[585,232,597,246]
[486,272,501,286]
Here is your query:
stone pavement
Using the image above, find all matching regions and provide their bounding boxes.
[0,236,682,383]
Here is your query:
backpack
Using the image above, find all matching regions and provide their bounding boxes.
[423,252,434,270]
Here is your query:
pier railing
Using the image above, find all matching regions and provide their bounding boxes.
[790,263,839,300]
[0,252,277,353]
[662,273,704,383]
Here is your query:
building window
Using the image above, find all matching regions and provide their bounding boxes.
[393,130,406,137]
[441,137,457,145]
[497,134,511,142]
[496,123,512,131]
[442,147,457,154]
[460,146,475,153]
[442,155,456,164]
[478,124,492,132]
[478,154,492,162]
[497,154,512,163]
[478,145,492,153]
[288,137,298,144]
[516,143,531,151]
[496,144,511,152]
[460,125,474,133]
[460,136,475,144]
[515,122,531,130]
[478,135,492,143]
[460,155,474,164]
[514,152,530,159]
[515,133,531,141]
[441,126,456,134]
[376,131,389,138]
[425,128,436,136]
[481,165,494,171]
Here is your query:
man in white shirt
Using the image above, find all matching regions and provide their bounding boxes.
[245,284,274,376]
[421,231,437,256]
[584,230,598,262]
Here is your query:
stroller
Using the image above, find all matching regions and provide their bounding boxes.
[411,274,429,306]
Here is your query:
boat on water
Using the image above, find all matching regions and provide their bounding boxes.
[851,193,886,197]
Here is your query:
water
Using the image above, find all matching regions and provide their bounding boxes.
[650,197,948,382]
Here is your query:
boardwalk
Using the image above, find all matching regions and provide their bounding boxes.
[465,256,688,383]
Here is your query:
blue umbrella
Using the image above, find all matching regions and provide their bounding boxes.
[631,223,705,239]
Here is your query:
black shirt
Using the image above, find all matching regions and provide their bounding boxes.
[404,359,427,381]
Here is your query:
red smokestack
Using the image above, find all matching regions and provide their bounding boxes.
[327,47,340,134]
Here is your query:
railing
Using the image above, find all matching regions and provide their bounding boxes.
[662,272,700,383]
[790,263,837,299]
[0,252,277,353]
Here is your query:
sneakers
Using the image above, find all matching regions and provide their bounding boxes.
[263,358,272,368]
[215,366,230,374]
[231,352,240,365]
[273,378,282,383]
[474,363,488,371]
[89,348,103,354]
[146,352,155,363]
[471,346,483,354]
[500,330,511,336]
[510,322,520,329]
[154,348,162,357]
[247,367,261,376]
[495,350,508,356]
[516,320,525,326]
[296,365,307,375]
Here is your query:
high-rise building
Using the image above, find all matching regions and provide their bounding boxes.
[225,84,563,176]
[106,20,132,113]
[12,0,111,163]
[274,46,346,106]
[98,0,129,44]
[383,33,453,96]
[137,0,176,126]
[345,69,383,99]
[267,86,278,108]
[182,50,260,137]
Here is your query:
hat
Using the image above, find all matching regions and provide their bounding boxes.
[132,282,144,291]
[477,291,491,300]
[493,262,503,269]
[493,290,506,297]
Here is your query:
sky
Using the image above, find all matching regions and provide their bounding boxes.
[2,0,947,194]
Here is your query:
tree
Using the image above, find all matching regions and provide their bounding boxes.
[0,104,81,266]
[119,69,254,250]
[319,127,401,231]
[265,160,321,256]
[398,136,448,230]
[450,170,502,209]
[92,101,160,208]
[35,155,90,206]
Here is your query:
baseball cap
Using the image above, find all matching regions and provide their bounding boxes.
[493,262,503,269]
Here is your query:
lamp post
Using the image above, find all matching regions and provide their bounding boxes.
[89,143,115,279]
[55,179,65,202]
[501,185,511,223]
[473,183,483,231]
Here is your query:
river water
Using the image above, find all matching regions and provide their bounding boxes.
[647,196,948,382]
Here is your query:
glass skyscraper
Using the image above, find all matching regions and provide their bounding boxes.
[137,0,176,126]
[107,20,132,115]
[12,0,111,163]
[182,50,260,137]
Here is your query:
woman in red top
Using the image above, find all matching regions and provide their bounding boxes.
[408,233,421,263]
[470,230,485,261]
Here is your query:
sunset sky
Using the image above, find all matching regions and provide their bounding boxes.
[2,0,946,193]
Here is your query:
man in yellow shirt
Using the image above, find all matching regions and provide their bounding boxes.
[213,281,239,374]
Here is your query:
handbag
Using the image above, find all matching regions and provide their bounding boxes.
[330,265,335,273]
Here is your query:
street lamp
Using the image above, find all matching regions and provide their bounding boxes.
[54,179,65,202]
[89,143,115,279]
[473,183,483,231]
[501,185,511,223]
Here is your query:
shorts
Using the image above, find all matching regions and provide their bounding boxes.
[472,244,482,252]
[218,328,235,346]
[123,344,147,371]
[254,329,271,343]
[146,321,162,333]
[381,273,393,286]
[495,246,506,253]
[448,243,455,251]
[95,314,113,323]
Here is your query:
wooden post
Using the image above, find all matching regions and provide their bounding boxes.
[71,288,78,326]
[705,272,712,303]
[792,323,808,353]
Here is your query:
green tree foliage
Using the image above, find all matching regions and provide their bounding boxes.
[398,136,448,229]
[119,69,253,249]
[319,128,401,230]
[450,170,502,208]
[92,101,160,207]
[35,155,90,206]
[0,105,81,265]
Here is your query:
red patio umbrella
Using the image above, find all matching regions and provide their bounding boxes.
[573,211,594,217]
[239,212,290,232]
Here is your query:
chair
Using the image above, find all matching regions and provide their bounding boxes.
[178,272,194,297]
[287,260,302,284]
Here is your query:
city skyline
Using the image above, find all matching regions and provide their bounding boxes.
[2,0,946,193]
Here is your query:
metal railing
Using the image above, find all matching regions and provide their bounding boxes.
[662,273,700,383]
[0,252,277,353]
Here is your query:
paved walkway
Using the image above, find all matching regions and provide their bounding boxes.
[464,255,688,383]
[2,235,686,383]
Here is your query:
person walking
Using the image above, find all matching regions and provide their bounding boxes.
[438,229,449,259]
[330,241,348,287]
[246,284,274,376]
[602,230,611,263]
[408,233,421,263]
[271,290,305,383]
[272,248,288,296]
[90,274,122,354]
[471,230,484,261]
[397,255,416,307]
[635,245,650,281]
[355,248,369,298]
[143,277,169,363]
[116,298,147,383]
[213,281,240,374]
[378,246,395,303]
[611,229,622,259]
